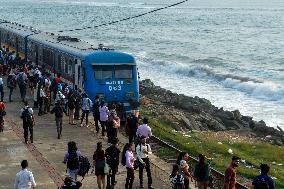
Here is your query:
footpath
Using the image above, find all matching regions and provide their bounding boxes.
[0,85,175,189]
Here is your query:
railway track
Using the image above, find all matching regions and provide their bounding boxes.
[148,135,249,189]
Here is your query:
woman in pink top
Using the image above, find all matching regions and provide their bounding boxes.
[99,101,109,137]
[125,143,135,189]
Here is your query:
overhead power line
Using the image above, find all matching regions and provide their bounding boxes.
[58,0,189,33]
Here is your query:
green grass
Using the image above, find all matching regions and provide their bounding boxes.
[140,107,284,188]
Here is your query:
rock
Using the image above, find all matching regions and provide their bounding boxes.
[222,119,244,130]
[232,110,241,120]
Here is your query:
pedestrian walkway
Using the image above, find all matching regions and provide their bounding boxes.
[0,85,172,188]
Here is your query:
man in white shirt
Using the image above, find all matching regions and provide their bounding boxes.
[14,160,36,189]
[136,117,152,139]
[136,136,154,189]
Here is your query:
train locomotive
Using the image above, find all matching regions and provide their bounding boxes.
[0,19,139,114]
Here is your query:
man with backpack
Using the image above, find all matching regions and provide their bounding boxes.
[80,93,92,127]
[16,70,28,102]
[67,90,76,125]
[252,164,275,189]
[105,138,121,189]
[51,73,62,101]
[51,100,67,139]
[136,136,154,189]
[64,141,81,182]
[20,101,34,144]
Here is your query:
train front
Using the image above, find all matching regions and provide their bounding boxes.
[84,51,139,115]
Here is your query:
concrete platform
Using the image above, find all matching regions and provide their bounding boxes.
[0,84,174,189]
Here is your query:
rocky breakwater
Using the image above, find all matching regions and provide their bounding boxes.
[139,79,284,146]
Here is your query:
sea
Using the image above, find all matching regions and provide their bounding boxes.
[0,0,283,129]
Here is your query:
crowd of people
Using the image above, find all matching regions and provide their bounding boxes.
[0,46,276,189]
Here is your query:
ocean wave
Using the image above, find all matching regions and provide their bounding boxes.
[136,54,284,102]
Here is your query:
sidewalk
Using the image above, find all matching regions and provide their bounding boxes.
[0,85,171,189]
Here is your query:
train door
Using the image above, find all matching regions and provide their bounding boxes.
[74,59,83,89]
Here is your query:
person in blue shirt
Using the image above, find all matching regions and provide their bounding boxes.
[252,164,275,189]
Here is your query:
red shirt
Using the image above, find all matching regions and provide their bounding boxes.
[0,102,5,110]
[224,164,236,189]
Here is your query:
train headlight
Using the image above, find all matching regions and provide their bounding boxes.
[126,92,134,97]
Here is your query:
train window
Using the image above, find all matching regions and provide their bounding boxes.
[114,65,133,79]
[93,65,113,80]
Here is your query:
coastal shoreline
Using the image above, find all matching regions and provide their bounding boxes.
[139,79,284,146]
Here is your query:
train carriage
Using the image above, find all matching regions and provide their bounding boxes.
[0,20,139,114]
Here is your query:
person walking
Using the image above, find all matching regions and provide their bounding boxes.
[176,152,192,189]
[20,101,34,144]
[63,141,81,182]
[38,85,46,116]
[136,136,154,189]
[0,77,4,101]
[126,111,138,144]
[7,73,16,102]
[67,90,76,125]
[107,104,120,144]
[51,73,62,101]
[251,164,275,189]
[93,142,106,189]
[136,117,152,139]
[105,138,121,189]
[16,69,28,102]
[80,93,92,127]
[74,88,82,120]
[51,101,67,139]
[14,160,36,189]
[224,156,241,189]
[92,95,100,133]
[99,101,109,137]
[0,100,6,132]
[124,143,135,189]
[193,154,210,189]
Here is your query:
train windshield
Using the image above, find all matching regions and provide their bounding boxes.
[93,65,113,80]
[115,65,133,79]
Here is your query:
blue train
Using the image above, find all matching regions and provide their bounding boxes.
[0,19,139,113]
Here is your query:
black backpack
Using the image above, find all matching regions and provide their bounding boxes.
[55,106,64,118]
[173,175,185,189]
[106,146,120,167]
[254,179,270,189]
[78,156,90,180]
[121,144,129,166]
[67,151,80,170]
[17,73,25,86]
[22,108,33,123]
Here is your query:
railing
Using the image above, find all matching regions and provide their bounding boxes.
[151,135,249,189]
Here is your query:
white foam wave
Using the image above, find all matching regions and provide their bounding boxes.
[222,78,284,101]
[136,55,284,103]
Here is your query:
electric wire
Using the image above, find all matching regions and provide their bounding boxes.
[58,0,189,33]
